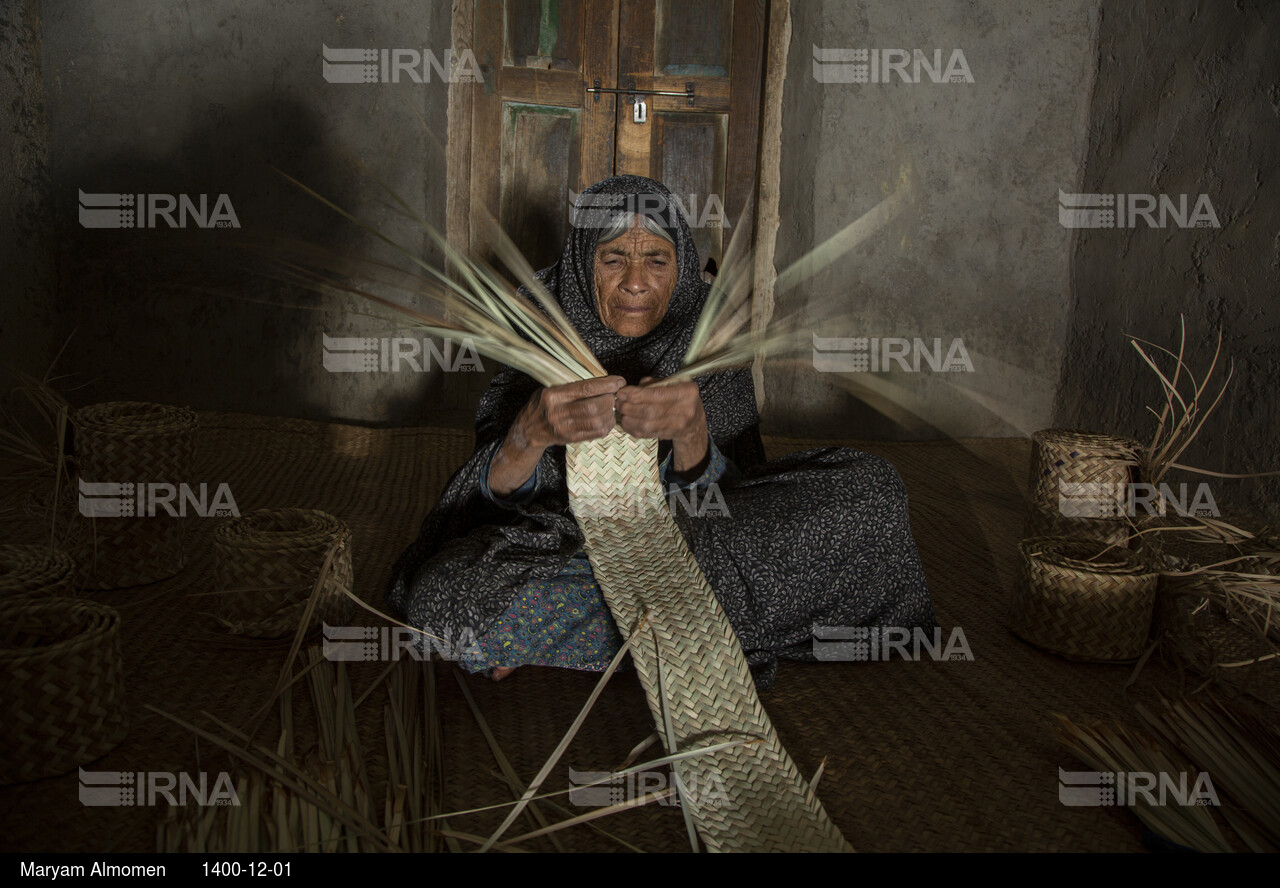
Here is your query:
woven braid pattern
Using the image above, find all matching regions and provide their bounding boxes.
[0,598,128,785]
[212,508,353,638]
[72,401,198,588]
[0,544,76,602]
[1029,428,1140,517]
[566,427,851,852]
[1009,537,1157,662]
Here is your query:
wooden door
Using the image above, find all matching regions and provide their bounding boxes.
[460,0,765,274]
[614,0,764,269]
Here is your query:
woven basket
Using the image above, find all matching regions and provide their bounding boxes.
[212,508,353,638]
[1029,428,1141,521]
[0,597,128,785]
[0,544,76,602]
[1010,536,1158,661]
[1023,507,1132,549]
[1153,547,1280,700]
[71,401,198,588]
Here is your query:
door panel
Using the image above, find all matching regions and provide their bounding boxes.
[467,0,763,271]
[472,0,617,267]
[615,0,763,269]
[651,113,727,266]
[655,0,733,76]
[505,0,583,70]
[500,104,581,271]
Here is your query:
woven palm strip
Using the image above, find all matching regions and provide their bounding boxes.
[0,544,75,602]
[566,427,851,852]
[72,401,198,588]
[1010,536,1157,662]
[1029,428,1141,520]
[0,597,128,785]
[212,507,353,638]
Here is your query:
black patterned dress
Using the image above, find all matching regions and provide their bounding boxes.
[387,175,936,689]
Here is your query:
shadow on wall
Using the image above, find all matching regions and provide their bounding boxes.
[51,95,456,428]
[1052,0,1280,522]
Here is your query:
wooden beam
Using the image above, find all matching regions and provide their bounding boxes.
[446,0,475,264]
[750,0,790,411]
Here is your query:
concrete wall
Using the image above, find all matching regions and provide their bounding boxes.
[36,0,458,427]
[9,0,1276,526]
[0,0,55,384]
[1054,0,1280,521]
[763,0,1101,440]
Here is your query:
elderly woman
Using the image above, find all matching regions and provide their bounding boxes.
[387,175,935,688]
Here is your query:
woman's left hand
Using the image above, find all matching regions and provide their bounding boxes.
[615,378,709,474]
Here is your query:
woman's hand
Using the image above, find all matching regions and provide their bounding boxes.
[615,378,709,475]
[489,376,625,496]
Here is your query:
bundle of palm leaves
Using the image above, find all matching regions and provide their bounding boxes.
[1053,693,1280,852]
[248,164,913,394]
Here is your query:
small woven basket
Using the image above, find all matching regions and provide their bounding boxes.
[71,401,198,588]
[1010,536,1158,661]
[0,544,76,602]
[212,508,353,638]
[1023,508,1132,549]
[0,597,128,785]
[1029,428,1141,517]
[1153,545,1280,700]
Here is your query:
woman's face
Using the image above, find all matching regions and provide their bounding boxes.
[592,217,678,337]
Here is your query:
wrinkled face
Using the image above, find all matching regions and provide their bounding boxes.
[592,218,678,337]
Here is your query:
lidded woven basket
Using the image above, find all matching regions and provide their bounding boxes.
[1010,536,1158,661]
[72,400,198,588]
[212,508,353,638]
[0,544,76,602]
[0,597,128,785]
[1026,428,1142,547]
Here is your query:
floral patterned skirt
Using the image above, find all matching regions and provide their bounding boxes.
[458,552,622,675]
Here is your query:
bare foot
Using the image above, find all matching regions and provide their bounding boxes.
[490,666,516,682]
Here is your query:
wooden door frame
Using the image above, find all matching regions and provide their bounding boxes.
[445,0,790,407]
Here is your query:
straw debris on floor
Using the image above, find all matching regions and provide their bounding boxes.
[3,412,1276,852]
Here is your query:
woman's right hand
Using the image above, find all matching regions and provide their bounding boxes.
[489,376,625,496]
[519,375,626,449]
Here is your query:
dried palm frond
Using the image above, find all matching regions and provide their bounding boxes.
[1127,318,1280,530]
[1051,711,1232,852]
[0,335,83,548]
[154,658,396,853]
[249,157,913,398]
[1137,694,1280,851]
[659,177,916,386]
[477,610,652,852]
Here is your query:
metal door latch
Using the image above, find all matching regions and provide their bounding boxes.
[588,79,696,106]
[633,100,647,124]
